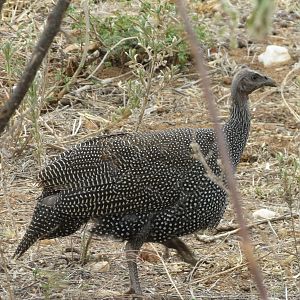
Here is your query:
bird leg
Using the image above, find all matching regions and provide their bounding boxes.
[163,237,197,266]
[124,214,153,296]
[125,240,143,296]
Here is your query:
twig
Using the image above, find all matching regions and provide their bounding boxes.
[150,244,184,300]
[280,63,300,122]
[0,244,15,300]
[216,92,230,103]
[85,69,134,84]
[190,142,228,193]
[217,213,299,232]
[175,1,268,299]
[190,252,272,285]
[0,0,71,135]
[135,57,156,131]
[57,0,90,100]
[195,261,248,284]
[45,143,67,152]
[176,78,202,90]
[289,209,300,272]
[195,213,300,242]
[86,36,138,80]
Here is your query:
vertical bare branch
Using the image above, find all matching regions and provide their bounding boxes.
[0,0,71,135]
[175,1,268,299]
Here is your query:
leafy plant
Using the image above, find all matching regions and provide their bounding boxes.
[87,0,208,67]
[93,14,140,50]
[101,0,208,126]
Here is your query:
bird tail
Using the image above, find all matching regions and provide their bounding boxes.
[13,202,61,259]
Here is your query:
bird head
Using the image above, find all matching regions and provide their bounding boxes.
[231,67,276,96]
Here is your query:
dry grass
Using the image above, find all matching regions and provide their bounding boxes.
[0,0,300,299]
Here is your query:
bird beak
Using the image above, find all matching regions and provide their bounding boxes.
[264,76,276,87]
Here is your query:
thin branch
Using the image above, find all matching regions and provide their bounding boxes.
[135,59,156,131]
[195,213,300,242]
[150,243,184,300]
[57,0,90,100]
[175,1,268,299]
[190,142,228,192]
[86,36,138,80]
[217,212,299,232]
[280,63,300,122]
[0,0,71,135]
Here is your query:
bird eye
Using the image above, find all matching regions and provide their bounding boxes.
[251,74,259,80]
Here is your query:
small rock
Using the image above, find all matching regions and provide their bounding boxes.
[258,45,291,67]
[253,208,277,220]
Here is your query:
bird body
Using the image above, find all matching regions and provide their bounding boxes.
[91,129,226,242]
[14,68,276,295]
[15,128,223,253]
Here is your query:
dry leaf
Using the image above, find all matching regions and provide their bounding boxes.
[88,42,100,53]
[139,248,160,263]
[89,261,110,273]
[64,43,80,53]
[84,119,99,130]
[39,239,57,246]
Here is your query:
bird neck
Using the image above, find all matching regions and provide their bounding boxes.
[223,92,251,169]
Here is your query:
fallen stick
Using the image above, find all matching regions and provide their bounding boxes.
[195,213,299,242]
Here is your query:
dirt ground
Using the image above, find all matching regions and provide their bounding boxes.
[0,0,299,299]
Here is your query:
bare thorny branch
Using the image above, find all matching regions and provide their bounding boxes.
[175,0,268,299]
[0,0,71,135]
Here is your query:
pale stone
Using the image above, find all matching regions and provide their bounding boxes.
[253,208,277,220]
[258,45,291,67]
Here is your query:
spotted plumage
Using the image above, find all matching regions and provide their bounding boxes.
[14,68,276,295]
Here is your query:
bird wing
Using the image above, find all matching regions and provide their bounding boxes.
[37,129,217,217]
[38,132,129,192]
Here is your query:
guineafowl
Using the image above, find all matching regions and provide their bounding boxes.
[14,67,276,296]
